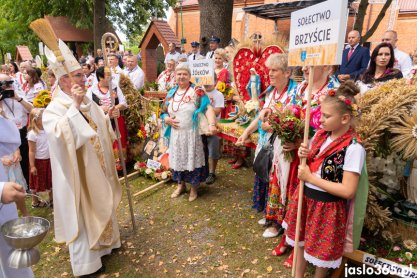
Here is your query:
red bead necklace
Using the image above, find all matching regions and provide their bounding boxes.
[171,85,191,112]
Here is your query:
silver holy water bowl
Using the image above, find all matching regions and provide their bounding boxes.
[1,216,50,268]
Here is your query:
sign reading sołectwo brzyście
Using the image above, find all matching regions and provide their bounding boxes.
[288,0,348,66]
[190,59,215,85]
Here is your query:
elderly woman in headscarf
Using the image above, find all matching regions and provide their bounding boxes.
[161,63,217,201]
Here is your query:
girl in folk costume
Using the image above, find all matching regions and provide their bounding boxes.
[161,63,217,201]
[157,59,176,91]
[283,81,368,278]
[87,66,128,171]
[28,108,52,208]
[270,65,339,268]
[22,67,44,103]
[216,48,251,169]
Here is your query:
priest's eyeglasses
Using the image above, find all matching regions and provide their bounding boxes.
[62,73,84,79]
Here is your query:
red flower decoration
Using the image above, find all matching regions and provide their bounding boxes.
[195,87,205,97]
[328,89,336,96]
[344,99,352,106]
[289,105,302,119]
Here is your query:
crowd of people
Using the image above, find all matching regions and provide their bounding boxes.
[158,29,414,278]
[0,27,415,277]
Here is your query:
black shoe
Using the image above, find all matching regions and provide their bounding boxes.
[206,173,216,184]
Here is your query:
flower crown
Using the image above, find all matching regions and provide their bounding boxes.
[327,89,360,117]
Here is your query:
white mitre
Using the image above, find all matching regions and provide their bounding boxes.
[44,39,81,79]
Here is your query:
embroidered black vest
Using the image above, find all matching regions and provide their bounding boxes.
[320,146,348,183]
[304,141,354,202]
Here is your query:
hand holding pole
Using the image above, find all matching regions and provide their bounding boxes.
[101,32,137,233]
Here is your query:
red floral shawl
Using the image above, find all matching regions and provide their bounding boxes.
[308,128,361,173]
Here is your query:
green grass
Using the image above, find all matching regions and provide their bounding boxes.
[28,159,293,277]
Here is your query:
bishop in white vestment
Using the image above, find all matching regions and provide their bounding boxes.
[42,40,122,276]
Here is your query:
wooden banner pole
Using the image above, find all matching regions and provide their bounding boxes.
[133,179,169,197]
[292,66,315,277]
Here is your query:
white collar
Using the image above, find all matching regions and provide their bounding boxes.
[128,66,139,73]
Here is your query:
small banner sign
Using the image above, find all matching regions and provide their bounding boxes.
[190,59,215,85]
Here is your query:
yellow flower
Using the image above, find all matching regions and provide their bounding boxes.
[33,99,44,108]
[137,130,144,139]
[43,96,51,105]
[227,89,234,98]
[39,90,50,97]
[217,81,226,93]
[275,102,283,110]
[152,132,159,140]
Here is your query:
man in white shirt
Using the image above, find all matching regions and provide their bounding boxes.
[382,30,412,77]
[0,74,33,185]
[164,43,180,64]
[202,82,224,185]
[206,36,220,59]
[123,55,144,90]
[188,41,203,63]
[108,53,122,86]
[82,63,96,89]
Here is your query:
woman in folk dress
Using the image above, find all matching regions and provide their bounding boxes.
[161,63,217,201]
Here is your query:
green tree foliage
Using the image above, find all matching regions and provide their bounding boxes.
[0,0,175,61]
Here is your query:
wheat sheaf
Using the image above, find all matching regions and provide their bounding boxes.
[357,78,417,233]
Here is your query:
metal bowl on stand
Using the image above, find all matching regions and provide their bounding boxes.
[1,216,50,268]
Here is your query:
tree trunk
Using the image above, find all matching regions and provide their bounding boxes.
[353,0,369,36]
[94,0,106,52]
[361,0,393,43]
[354,0,393,44]
[198,0,234,55]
